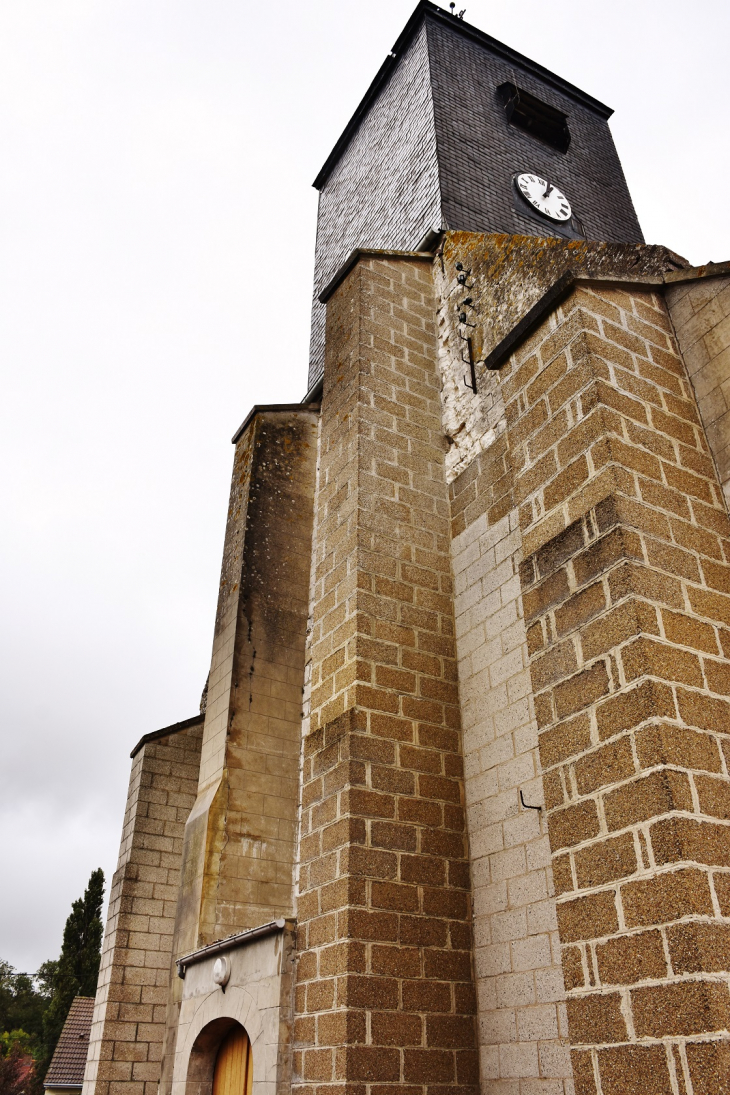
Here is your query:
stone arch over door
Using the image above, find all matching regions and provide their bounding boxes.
[186,1018,253,1095]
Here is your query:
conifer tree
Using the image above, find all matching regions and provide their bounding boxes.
[40,869,104,1078]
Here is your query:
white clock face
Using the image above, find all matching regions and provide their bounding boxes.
[516,173,572,222]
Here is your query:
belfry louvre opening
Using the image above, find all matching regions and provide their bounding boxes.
[498,81,571,152]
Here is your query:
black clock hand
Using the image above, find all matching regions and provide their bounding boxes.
[543,182,554,198]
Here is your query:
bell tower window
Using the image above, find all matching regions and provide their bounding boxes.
[498,82,571,153]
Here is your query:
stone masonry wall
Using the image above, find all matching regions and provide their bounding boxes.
[448,440,573,1092]
[666,270,730,510]
[83,719,203,1095]
[502,282,730,1095]
[293,255,480,1095]
[432,233,683,488]
[160,408,319,1095]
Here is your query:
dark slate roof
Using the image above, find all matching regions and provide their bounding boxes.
[44,996,95,1089]
[313,0,612,190]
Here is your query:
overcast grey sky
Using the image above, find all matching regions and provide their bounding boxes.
[1,0,727,975]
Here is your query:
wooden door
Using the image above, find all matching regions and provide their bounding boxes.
[212,1026,252,1095]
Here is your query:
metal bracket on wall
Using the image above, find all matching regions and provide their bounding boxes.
[454,271,481,392]
[520,789,542,811]
[455,261,474,289]
[462,336,478,393]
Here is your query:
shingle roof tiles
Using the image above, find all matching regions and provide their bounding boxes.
[44,996,95,1088]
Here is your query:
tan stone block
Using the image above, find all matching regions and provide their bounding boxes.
[584,600,660,662]
[621,866,713,927]
[650,815,730,868]
[574,833,637,888]
[111,1041,149,1062]
[593,434,663,484]
[704,657,730,695]
[531,640,578,691]
[306,977,335,1012]
[543,455,590,512]
[98,1060,134,1081]
[340,908,398,942]
[596,1044,672,1095]
[694,772,730,820]
[554,582,607,638]
[315,1010,363,1049]
[547,800,600,851]
[638,475,691,519]
[422,886,468,919]
[367,1013,421,1048]
[551,853,573,896]
[553,661,610,720]
[595,929,666,985]
[662,465,715,510]
[303,1048,334,1082]
[608,560,684,612]
[596,679,676,740]
[575,737,635,796]
[556,890,618,943]
[621,635,703,689]
[686,1039,730,1095]
[402,1048,455,1085]
[342,974,399,1010]
[398,796,442,827]
[663,609,720,656]
[515,450,559,508]
[632,979,730,1037]
[604,769,693,831]
[566,992,626,1045]
[525,347,571,405]
[636,722,722,773]
[131,1062,160,1082]
[668,921,730,974]
[677,686,730,734]
[649,404,698,447]
[522,569,570,623]
[370,880,419,912]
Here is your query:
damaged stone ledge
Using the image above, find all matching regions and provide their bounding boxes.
[231,402,321,445]
[482,261,730,373]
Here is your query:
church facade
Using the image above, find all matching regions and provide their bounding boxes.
[81,4,730,1095]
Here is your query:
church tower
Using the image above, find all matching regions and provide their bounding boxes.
[82,5,730,1095]
[308,0,642,392]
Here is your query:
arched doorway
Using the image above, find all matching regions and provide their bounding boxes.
[186,1018,253,1095]
[212,1025,253,1095]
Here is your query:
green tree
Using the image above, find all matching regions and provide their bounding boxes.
[0,961,52,1046]
[40,869,104,1078]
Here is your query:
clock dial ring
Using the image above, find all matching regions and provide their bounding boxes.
[516,172,572,223]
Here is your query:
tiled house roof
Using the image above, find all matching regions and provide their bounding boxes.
[44,996,95,1089]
